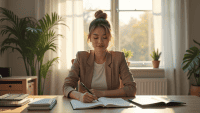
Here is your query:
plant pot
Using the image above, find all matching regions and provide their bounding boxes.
[127,61,130,67]
[190,84,200,97]
[126,58,130,67]
[152,60,160,68]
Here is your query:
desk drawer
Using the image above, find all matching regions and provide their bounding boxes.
[0,84,22,91]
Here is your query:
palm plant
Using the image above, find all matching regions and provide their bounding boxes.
[0,7,37,76]
[27,13,67,95]
[181,39,200,86]
[0,7,68,95]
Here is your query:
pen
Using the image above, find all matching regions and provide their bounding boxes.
[80,82,99,102]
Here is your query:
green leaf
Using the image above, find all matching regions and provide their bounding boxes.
[182,46,200,72]
[187,70,193,79]
[40,57,59,79]
[121,48,133,59]
[150,48,161,60]
[193,39,200,47]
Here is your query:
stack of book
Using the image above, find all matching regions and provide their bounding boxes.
[0,93,31,106]
[27,98,57,110]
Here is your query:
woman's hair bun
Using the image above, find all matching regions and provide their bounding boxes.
[95,10,107,19]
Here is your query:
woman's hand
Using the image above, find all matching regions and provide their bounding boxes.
[89,89,105,98]
[79,92,98,103]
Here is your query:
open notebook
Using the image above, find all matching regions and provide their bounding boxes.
[128,96,186,107]
[70,97,135,110]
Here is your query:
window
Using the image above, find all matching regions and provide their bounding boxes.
[83,0,154,67]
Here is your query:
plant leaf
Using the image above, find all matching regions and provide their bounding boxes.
[182,46,200,74]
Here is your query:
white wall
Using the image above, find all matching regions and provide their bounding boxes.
[5,0,36,76]
[189,0,200,46]
[189,0,200,86]
[0,0,8,67]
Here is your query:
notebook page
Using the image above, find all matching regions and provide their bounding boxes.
[70,100,104,109]
[129,97,163,106]
[98,97,134,107]
[152,97,186,104]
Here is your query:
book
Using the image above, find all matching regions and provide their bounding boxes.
[27,99,57,110]
[0,98,32,106]
[0,94,29,101]
[128,96,186,107]
[28,98,57,107]
[27,98,57,110]
[70,97,135,110]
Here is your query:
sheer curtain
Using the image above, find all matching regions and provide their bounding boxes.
[153,0,189,95]
[35,0,84,95]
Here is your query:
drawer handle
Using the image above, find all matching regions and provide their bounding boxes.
[9,85,12,88]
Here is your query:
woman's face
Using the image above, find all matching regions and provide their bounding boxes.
[90,26,110,52]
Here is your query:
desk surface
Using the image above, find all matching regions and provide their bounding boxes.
[0,95,199,113]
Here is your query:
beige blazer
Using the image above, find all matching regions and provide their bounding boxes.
[63,50,136,97]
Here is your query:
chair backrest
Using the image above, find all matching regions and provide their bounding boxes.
[71,59,123,93]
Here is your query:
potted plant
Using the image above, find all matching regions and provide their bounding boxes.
[121,48,133,66]
[181,39,200,97]
[0,7,67,95]
[150,48,162,68]
[0,7,38,76]
[26,13,67,95]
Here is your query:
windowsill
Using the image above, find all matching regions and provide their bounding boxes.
[129,66,164,70]
[129,67,165,78]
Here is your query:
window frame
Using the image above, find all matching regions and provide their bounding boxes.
[84,0,153,67]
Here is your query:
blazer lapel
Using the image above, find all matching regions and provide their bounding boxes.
[105,51,112,90]
[85,50,94,89]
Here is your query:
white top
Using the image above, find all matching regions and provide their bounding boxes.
[91,61,107,90]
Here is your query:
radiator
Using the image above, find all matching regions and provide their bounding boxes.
[134,78,167,95]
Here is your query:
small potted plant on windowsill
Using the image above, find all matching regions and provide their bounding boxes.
[121,48,133,67]
[150,48,162,68]
[181,39,200,97]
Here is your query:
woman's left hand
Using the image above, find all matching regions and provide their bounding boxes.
[89,89,105,98]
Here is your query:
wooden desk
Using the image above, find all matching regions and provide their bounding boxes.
[0,95,200,113]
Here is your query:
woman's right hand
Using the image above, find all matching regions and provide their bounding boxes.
[79,92,98,103]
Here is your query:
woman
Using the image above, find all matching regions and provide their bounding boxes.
[63,10,136,103]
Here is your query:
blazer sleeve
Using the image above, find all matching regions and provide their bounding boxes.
[119,52,136,97]
[63,52,80,97]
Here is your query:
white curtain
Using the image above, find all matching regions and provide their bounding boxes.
[35,0,84,95]
[153,0,189,95]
